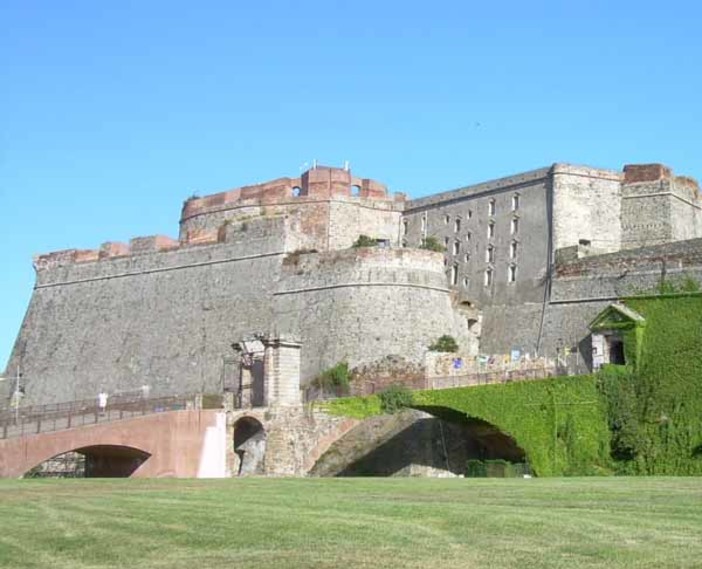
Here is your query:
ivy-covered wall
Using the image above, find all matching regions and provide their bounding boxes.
[602,294,702,474]
[322,294,702,477]
[322,376,612,477]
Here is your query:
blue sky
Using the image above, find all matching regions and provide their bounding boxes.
[2,0,701,368]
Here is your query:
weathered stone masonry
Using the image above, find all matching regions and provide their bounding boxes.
[4,161,702,406]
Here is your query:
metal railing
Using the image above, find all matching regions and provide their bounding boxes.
[0,393,197,440]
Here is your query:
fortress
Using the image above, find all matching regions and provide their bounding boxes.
[4,162,702,408]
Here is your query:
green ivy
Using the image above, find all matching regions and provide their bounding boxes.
[378,384,414,414]
[325,375,611,477]
[598,295,702,474]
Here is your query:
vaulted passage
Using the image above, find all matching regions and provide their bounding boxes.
[310,408,528,478]
[24,445,151,478]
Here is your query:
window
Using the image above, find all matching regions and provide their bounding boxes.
[484,268,493,287]
[488,199,496,216]
[467,209,473,219]
[464,253,470,263]
[451,263,459,286]
[453,240,460,255]
[454,218,461,232]
[508,264,517,283]
[465,231,472,241]
[444,214,450,224]
[444,236,450,247]
[402,240,408,248]
[512,194,520,211]
[511,217,519,235]
[487,222,495,239]
[486,245,495,263]
[462,276,469,288]
[510,240,518,259]
[402,220,408,235]
[421,216,426,232]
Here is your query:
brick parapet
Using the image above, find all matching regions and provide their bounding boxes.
[180,166,401,223]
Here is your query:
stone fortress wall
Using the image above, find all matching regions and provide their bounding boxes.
[4,166,470,406]
[402,162,702,373]
[5,161,702,406]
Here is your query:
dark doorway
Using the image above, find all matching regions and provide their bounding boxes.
[608,336,626,365]
[233,417,266,476]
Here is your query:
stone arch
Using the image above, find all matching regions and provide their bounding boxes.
[309,407,529,478]
[24,444,151,478]
[351,184,361,196]
[233,416,266,476]
[292,186,302,197]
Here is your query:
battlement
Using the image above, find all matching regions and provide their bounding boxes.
[33,231,224,271]
[181,165,404,221]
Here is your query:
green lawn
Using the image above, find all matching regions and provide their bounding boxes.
[1,477,700,569]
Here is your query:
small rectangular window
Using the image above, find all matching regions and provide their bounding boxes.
[486,245,495,264]
[511,218,519,235]
[508,265,517,283]
[510,241,518,259]
[487,222,495,239]
[451,264,459,286]
[402,220,408,235]
[488,199,496,216]
[454,218,461,232]
[484,268,493,287]
[453,241,460,255]
[421,216,426,232]
[512,194,520,211]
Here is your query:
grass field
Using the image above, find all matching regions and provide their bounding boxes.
[1,477,700,569]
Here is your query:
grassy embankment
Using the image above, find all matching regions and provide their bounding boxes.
[1,477,701,569]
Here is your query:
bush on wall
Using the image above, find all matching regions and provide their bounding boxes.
[428,335,459,352]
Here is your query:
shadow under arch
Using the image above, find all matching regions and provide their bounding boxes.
[310,407,529,478]
[233,416,266,476]
[24,445,151,478]
[412,405,528,464]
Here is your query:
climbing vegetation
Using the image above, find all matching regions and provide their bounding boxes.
[378,384,414,414]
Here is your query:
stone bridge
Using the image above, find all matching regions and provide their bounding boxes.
[0,404,360,479]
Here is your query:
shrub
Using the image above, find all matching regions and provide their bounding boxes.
[313,362,351,396]
[419,236,445,252]
[429,335,459,352]
[378,384,414,414]
[352,235,377,248]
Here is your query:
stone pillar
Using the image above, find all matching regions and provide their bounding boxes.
[263,336,302,407]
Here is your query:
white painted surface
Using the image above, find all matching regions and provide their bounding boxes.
[197,412,227,478]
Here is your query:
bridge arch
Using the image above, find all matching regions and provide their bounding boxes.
[309,407,529,478]
[0,409,224,479]
[25,444,151,478]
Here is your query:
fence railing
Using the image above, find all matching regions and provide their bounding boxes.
[0,393,197,440]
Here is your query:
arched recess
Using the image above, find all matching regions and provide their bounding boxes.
[233,417,266,476]
[414,405,527,464]
[24,445,151,478]
[309,407,529,478]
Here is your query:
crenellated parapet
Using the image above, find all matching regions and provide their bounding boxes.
[180,165,405,223]
[32,231,224,272]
